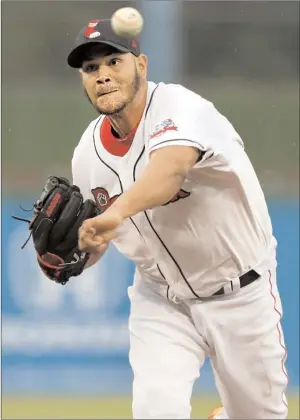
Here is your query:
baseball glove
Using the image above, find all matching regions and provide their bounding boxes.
[12,175,98,285]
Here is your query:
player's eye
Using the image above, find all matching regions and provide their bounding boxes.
[108,57,121,66]
[82,63,99,73]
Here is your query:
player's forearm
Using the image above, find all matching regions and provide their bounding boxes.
[112,166,185,219]
[110,147,198,219]
[78,147,199,253]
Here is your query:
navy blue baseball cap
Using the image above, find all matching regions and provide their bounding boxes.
[67,19,140,68]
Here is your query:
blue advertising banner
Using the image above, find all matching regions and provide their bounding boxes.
[2,199,299,395]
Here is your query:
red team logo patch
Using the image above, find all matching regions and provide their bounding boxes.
[84,20,100,38]
[149,118,178,139]
[91,188,119,213]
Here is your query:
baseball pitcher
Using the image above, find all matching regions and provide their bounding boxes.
[16,16,288,420]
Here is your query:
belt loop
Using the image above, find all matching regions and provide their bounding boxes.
[231,277,241,293]
[223,282,234,295]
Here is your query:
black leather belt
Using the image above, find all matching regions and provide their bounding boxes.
[213,269,260,296]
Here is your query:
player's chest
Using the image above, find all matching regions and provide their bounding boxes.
[88,140,147,214]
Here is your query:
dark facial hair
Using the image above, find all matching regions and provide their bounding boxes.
[84,64,141,116]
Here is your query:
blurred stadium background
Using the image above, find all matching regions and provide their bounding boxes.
[2,1,299,418]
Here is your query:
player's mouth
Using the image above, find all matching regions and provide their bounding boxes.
[97,90,118,97]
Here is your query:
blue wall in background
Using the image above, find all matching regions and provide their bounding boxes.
[2,199,299,395]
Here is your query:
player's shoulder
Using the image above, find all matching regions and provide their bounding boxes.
[153,82,212,110]
[150,81,244,149]
[72,115,103,163]
[148,81,225,127]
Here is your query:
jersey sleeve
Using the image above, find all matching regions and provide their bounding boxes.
[147,85,242,162]
[147,113,208,155]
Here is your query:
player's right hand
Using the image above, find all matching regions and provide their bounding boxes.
[78,208,122,253]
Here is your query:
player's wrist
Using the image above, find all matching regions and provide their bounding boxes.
[108,198,131,221]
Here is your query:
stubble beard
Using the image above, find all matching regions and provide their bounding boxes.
[85,68,141,116]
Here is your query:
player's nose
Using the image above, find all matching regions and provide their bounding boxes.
[96,75,112,84]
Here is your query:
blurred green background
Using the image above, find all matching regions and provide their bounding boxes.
[2,1,299,419]
[2,1,299,198]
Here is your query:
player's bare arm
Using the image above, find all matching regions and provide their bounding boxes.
[78,145,199,253]
[110,145,199,217]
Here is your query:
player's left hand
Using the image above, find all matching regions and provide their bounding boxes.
[78,208,123,253]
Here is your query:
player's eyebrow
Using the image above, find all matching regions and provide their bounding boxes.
[82,50,125,65]
[104,51,124,57]
[89,46,124,58]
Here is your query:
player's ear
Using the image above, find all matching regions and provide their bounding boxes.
[136,54,148,78]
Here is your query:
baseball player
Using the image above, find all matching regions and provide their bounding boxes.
[18,17,288,420]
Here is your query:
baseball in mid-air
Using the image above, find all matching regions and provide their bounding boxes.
[111,7,144,38]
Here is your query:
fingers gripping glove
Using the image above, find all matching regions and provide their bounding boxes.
[12,176,98,285]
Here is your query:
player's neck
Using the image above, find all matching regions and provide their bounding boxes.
[108,82,147,139]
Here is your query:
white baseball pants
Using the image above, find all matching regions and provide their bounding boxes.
[128,267,288,419]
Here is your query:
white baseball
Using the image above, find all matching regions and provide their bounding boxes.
[111,7,144,38]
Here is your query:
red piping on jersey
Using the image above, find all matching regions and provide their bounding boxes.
[268,270,289,409]
[100,116,139,157]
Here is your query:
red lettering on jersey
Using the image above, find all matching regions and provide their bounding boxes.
[163,189,190,206]
[92,187,190,213]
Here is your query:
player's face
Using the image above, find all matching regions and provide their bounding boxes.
[80,50,147,115]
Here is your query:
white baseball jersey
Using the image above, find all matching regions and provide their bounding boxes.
[72,81,276,299]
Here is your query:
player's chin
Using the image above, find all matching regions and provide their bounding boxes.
[97,101,126,115]
[97,95,125,115]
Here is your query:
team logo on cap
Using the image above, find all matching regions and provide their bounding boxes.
[149,118,178,140]
[85,19,100,38]
[89,31,101,38]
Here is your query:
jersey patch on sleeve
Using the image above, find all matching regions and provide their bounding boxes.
[149,118,178,140]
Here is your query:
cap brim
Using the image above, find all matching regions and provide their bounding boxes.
[67,40,132,68]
